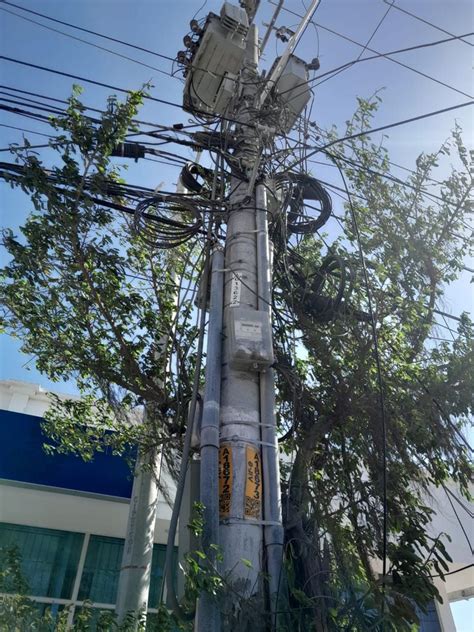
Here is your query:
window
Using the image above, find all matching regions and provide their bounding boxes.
[78,534,175,607]
[78,535,123,604]
[0,522,83,599]
[0,522,177,616]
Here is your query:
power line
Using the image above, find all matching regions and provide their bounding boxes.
[272,1,473,100]
[0,56,260,131]
[384,0,474,47]
[431,563,474,578]
[0,84,204,133]
[308,31,474,91]
[443,485,473,554]
[289,100,474,170]
[0,5,174,79]
[0,0,176,62]
[355,0,394,61]
[321,151,455,207]
[0,123,54,138]
[0,55,183,109]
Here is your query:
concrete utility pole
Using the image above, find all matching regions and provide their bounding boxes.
[218,0,320,615]
[218,20,266,601]
[115,179,186,624]
[115,445,162,623]
[177,1,320,627]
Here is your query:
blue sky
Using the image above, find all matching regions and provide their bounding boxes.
[0,1,472,626]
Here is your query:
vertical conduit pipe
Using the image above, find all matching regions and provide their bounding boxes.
[255,183,284,620]
[197,246,225,632]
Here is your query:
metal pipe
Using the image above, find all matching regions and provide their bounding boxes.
[258,0,322,108]
[260,0,284,55]
[197,247,225,632]
[255,183,284,620]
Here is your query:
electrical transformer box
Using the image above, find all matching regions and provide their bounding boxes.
[228,307,274,372]
[268,55,311,133]
[183,2,249,117]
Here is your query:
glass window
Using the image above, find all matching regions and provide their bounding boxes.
[78,535,123,604]
[78,535,177,608]
[0,522,83,599]
[149,544,177,609]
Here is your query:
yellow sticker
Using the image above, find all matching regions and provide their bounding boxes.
[244,445,262,519]
[219,444,233,518]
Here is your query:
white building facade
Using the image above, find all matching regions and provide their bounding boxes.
[0,380,175,625]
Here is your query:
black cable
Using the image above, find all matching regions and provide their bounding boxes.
[289,100,474,170]
[0,123,53,138]
[272,2,473,100]
[312,31,474,90]
[443,486,474,519]
[0,142,54,152]
[276,171,332,234]
[443,485,473,554]
[335,158,389,608]
[0,55,184,110]
[0,56,261,132]
[0,84,205,133]
[0,0,176,62]
[356,0,394,61]
[384,0,473,47]
[277,30,474,106]
[321,150,457,208]
[309,126,447,187]
[430,563,474,578]
[0,4,174,78]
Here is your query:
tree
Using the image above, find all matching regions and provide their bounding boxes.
[1,90,472,631]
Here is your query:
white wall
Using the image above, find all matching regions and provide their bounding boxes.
[0,482,172,544]
[425,481,474,599]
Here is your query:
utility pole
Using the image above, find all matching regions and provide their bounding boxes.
[218,14,266,603]
[115,177,187,624]
[176,0,320,627]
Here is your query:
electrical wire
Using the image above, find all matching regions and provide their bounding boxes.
[311,31,474,90]
[272,1,473,100]
[0,0,176,62]
[0,123,54,138]
[276,30,474,106]
[383,0,474,48]
[0,56,263,132]
[334,157,389,609]
[0,4,174,78]
[430,563,474,578]
[0,84,205,133]
[443,485,474,554]
[288,100,474,171]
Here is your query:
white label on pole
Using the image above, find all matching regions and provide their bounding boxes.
[230,274,241,306]
[235,320,262,341]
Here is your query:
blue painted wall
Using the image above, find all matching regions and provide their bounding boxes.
[0,410,133,498]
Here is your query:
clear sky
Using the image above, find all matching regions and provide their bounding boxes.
[0,1,472,627]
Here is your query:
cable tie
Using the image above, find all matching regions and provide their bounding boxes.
[220,518,283,527]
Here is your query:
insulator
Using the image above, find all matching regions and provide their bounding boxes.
[190,19,202,34]
[177,51,189,65]
[183,34,194,48]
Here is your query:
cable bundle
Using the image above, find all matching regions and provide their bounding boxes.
[276,172,332,234]
[134,195,203,249]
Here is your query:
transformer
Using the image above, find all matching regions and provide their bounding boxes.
[182,3,249,117]
[266,55,311,133]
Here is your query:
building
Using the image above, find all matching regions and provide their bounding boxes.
[0,379,176,625]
